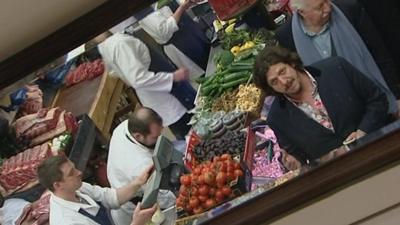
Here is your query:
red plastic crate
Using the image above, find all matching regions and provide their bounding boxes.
[208,0,258,21]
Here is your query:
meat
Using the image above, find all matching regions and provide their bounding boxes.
[19,84,43,116]
[0,143,54,196]
[15,108,62,143]
[65,59,104,86]
[15,107,78,146]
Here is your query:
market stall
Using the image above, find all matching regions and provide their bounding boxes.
[1,0,400,225]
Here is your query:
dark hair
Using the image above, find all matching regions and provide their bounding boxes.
[128,107,163,136]
[253,46,304,95]
[37,155,69,192]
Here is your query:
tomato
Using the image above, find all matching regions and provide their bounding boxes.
[198,184,209,196]
[205,199,216,209]
[216,195,225,203]
[193,206,204,214]
[216,181,225,188]
[176,196,185,208]
[180,175,191,186]
[198,195,208,202]
[191,186,199,196]
[189,197,200,209]
[233,162,241,170]
[234,169,244,178]
[193,167,202,175]
[201,167,210,174]
[216,172,227,184]
[221,153,232,161]
[226,162,235,173]
[179,185,189,197]
[213,156,221,162]
[226,172,235,182]
[219,162,228,172]
[208,187,216,196]
[191,176,198,185]
[204,171,215,185]
[201,201,209,209]
[197,174,205,185]
[221,186,232,196]
[185,204,193,213]
[215,190,224,199]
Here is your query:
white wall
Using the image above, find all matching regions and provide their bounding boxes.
[0,0,106,62]
[266,163,400,225]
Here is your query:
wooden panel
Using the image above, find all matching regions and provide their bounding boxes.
[52,75,103,117]
[89,74,117,131]
[90,75,125,137]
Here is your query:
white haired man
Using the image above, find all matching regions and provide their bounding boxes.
[276,0,400,117]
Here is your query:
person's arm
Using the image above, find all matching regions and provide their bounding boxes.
[130,202,157,225]
[172,0,196,23]
[268,122,309,165]
[115,165,153,205]
[338,57,389,134]
[138,8,179,44]
[113,38,174,92]
[79,166,153,209]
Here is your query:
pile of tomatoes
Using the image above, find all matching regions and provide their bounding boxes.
[177,153,244,215]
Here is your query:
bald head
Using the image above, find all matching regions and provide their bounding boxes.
[128,107,163,136]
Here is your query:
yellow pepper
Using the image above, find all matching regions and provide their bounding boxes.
[225,23,235,33]
[230,45,241,55]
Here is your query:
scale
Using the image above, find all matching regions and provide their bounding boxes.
[141,135,187,209]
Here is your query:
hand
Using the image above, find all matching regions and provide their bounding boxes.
[130,203,157,225]
[135,165,154,186]
[318,146,348,164]
[173,68,189,82]
[181,0,197,10]
[345,129,366,143]
[281,150,301,171]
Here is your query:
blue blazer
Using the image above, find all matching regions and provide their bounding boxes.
[267,57,389,163]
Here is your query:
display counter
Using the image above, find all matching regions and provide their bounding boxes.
[193,120,400,225]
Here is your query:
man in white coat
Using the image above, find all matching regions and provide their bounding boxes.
[107,107,177,225]
[37,155,157,225]
[95,30,193,139]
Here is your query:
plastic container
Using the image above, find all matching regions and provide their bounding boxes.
[208,0,258,20]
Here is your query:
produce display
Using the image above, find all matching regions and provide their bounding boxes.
[212,84,262,114]
[177,154,245,216]
[236,84,263,113]
[193,131,246,162]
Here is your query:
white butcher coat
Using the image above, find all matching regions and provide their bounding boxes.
[97,33,186,126]
[107,120,176,225]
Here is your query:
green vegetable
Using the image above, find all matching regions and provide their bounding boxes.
[234,49,254,61]
[221,76,250,90]
[201,83,219,96]
[221,71,250,83]
[213,50,234,68]
[227,65,253,73]
[195,76,207,84]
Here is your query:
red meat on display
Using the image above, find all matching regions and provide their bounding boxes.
[19,84,43,116]
[15,107,78,146]
[0,143,55,196]
[65,59,104,86]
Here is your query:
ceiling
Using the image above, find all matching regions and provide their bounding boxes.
[0,0,106,62]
